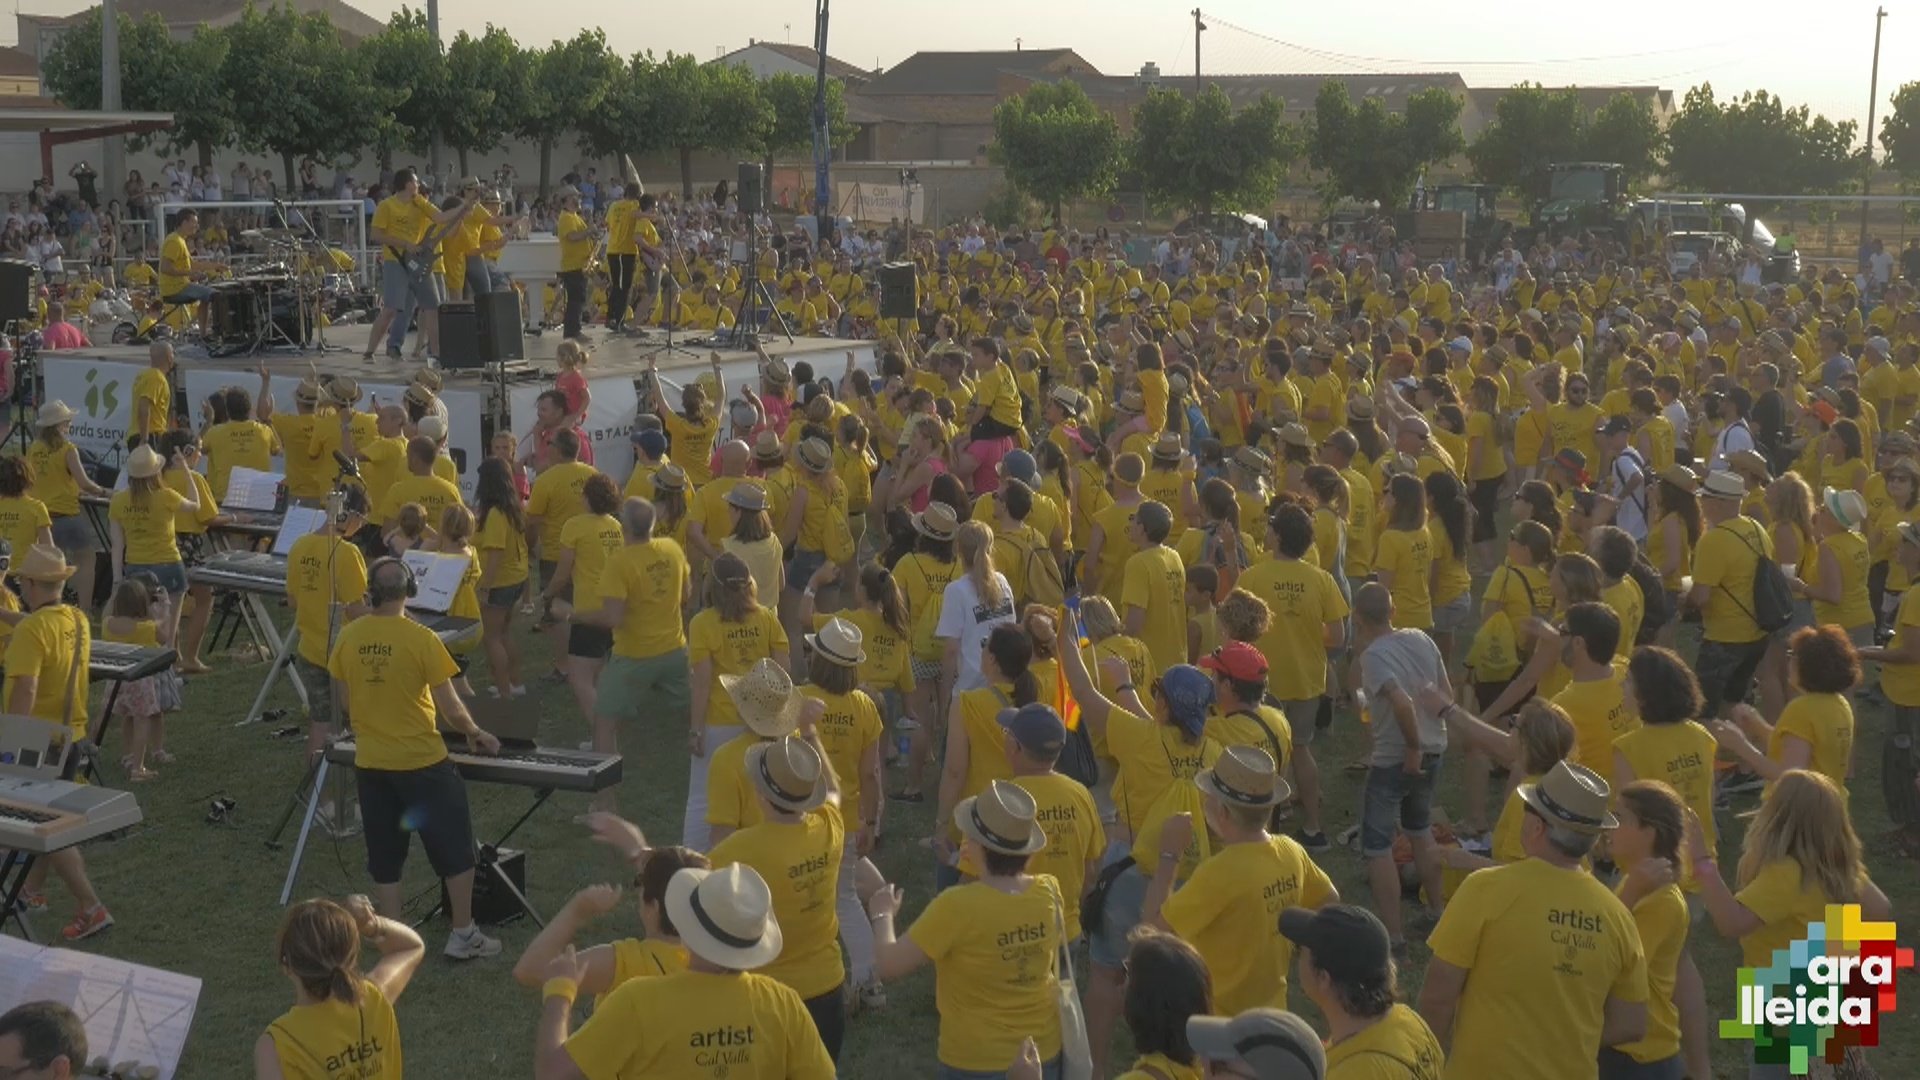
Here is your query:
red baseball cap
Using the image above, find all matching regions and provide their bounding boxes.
[1199,642,1268,681]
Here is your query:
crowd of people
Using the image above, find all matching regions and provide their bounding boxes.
[4,165,1920,1079]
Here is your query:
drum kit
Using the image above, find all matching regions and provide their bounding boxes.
[132,227,371,358]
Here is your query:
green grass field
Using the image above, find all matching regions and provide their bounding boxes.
[21,606,1920,1079]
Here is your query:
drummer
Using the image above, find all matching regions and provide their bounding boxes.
[157,208,219,332]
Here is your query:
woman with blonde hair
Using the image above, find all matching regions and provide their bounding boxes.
[430,504,483,698]
[255,896,422,1079]
[891,501,961,804]
[720,482,784,607]
[1797,487,1874,647]
[538,474,624,724]
[684,553,789,849]
[28,401,109,616]
[935,624,1041,889]
[935,520,1016,696]
[108,444,198,646]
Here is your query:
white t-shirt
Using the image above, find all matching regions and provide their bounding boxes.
[1710,419,1756,473]
[933,570,1015,693]
[1608,446,1649,542]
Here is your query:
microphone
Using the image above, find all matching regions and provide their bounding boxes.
[332,450,360,478]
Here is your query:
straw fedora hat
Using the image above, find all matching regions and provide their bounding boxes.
[1047,384,1084,413]
[744,735,831,814]
[1277,423,1312,449]
[796,437,832,474]
[806,616,866,668]
[1656,463,1698,490]
[1824,487,1868,532]
[912,500,959,541]
[1232,445,1273,474]
[1885,456,1920,482]
[1699,470,1746,501]
[954,779,1047,856]
[652,464,688,493]
[1114,389,1145,415]
[1346,397,1376,420]
[720,657,805,737]
[412,366,445,394]
[1150,432,1184,461]
[402,380,437,408]
[1517,760,1618,834]
[323,376,361,407]
[15,542,74,583]
[752,430,785,462]
[125,445,165,480]
[664,864,784,971]
[1726,449,1771,482]
[1196,745,1291,808]
[34,401,74,428]
[724,481,767,513]
[761,356,793,385]
[293,378,324,404]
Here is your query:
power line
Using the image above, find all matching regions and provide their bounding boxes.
[1202,13,1751,70]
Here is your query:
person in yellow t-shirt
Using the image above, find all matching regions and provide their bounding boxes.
[1709,626,1856,796]
[554,186,596,339]
[709,722,849,1061]
[1284,903,1445,1080]
[1374,474,1436,630]
[1604,782,1694,1080]
[540,474,624,724]
[1418,762,1651,1080]
[365,168,474,361]
[538,862,837,1080]
[1147,746,1338,1015]
[1551,602,1636,771]
[590,499,691,775]
[689,555,791,848]
[1105,930,1216,1080]
[602,188,641,330]
[260,896,422,1080]
[0,457,53,566]
[156,208,215,328]
[512,843,709,1005]
[1121,500,1190,675]
[867,781,1066,1076]
[286,488,369,763]
[1687,473,1773,717]
[106,443,196,625]
[473,458,529,699]
[328,557,500,955]
[129,341,174,445]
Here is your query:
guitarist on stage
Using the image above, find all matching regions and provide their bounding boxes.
[362,168,475,362]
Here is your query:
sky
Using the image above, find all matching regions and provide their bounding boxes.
[12,0,1917,135]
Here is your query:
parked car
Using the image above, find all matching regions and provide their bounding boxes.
[1666,230,1742,277]
[1172,211,1269,238]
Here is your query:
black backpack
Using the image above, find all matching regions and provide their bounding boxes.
[1625,556,1671,646]
[1056,722,1100,788]
[1716,519,1794,634]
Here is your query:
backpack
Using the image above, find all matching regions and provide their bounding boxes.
[1024,533,1067,610]
[1716,518,1794,634]
[1625,556,1671,646]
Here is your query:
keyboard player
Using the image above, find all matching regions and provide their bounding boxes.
[329,557,503,961]
[289,486,369,782]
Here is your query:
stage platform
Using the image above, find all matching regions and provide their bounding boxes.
[35,330,879,493]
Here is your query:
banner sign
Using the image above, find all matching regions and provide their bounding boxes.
[41,357,143,457]
[833,182,923,225]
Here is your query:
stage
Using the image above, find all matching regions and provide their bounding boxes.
[34,329,878,493]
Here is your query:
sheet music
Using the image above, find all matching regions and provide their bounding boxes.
[400,550,470,614]
[223,467,283,512]
[0,936,201,1079]
[271,506,327,556]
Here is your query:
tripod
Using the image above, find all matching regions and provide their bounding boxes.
[6,325,36,456]
[644,279,700,362]
[730,218,794,346]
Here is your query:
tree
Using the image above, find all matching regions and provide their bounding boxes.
[646,54,772,198]
[442,26,534,176]
[41,10,233,166]
[577,53,661,169]
[1130,84,1293,215]
[1584,92,1667,188]
[513,30,622,195]
[221,4,398,189]
[1466,84,1587,197]
[1881,82,1920,180]
[989,80,1122,223]
[757,72,856,210]
[1666,83,1860,205]
[356,7,447,173]
[1306,81,1462,209]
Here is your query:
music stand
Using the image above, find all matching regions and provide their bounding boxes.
[644,277,700,362]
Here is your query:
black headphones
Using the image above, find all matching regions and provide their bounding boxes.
[366,557,417,606]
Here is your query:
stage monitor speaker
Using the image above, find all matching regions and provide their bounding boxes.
[442,847,529,926]
[438,302,481,369]
[0,260,34,323]
[738,162,764,214]
[878,262,917,320]
[476,290,523,363]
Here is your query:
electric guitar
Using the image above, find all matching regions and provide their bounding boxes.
[395,198,480,284]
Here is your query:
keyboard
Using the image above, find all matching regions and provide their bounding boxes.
[190,551,290,595]
[213,510,285,537]
[324,738,622,794]
[90,641,177,682]
[413,612,480,648]
[0,774,142,854]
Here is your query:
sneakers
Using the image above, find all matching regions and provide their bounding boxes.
[61,905,113,941]
[1295,829,1331,854]
[1459,832,1493,856]
[14,890,46,913]
[445,924,502,960]
[857,982,887,1010]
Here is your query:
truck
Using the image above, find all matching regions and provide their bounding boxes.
[1530,162,1627,242]
[1422,183,1509,263]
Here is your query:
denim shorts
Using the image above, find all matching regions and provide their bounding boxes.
[1359,752,1442,856]
[50,513,95,553]
[1088,841,1147,968]
[786,548,827,589]
[1431,594,1473,634]
[939,1058,1063,1080]
[123,561,187,594]
[1598,1048,1684,1080]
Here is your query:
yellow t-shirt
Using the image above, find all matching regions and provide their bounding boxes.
[1601,575,1644,655]
[1137,369,1170,434]
[287,533,368,668]
[164,467,218,536]
[269,414,332,501]
[709,803,846,998]
[25,438,80,516]
[157,231,192,297]
[327,613,458,771]
[563,969,836,1080]
[267,980,402,1080]
[1161,834,1336,1013]
[527,460,598,553]
[371,192,436,254]
[802,686,884,819]
[1427,520,1472,608]
[705,730,773,832]
[1464,410,1504,482]
[476,507,530,589]
[1734,858,1861,969]
[602,937,687,1005]
[130,366,170,437]
[1239,557,1349,700]
[1116,1053,1202,1080]
[357,435,407,514]
[1089,501,1138,602]
[602,539,689,658]
[373,473,462,529]
[1613,882,1688,1066]
[1808,530,1874,628]
[1323,1004,1445,1080]
[1121,544,1189,675]
[109,487,186,565]
[972,361,1025,429]
[1426,858,1649,1080]
[1693,517,1772,644]
[3,605,89,737]
[688,605,788,729]
[0,494,51,560]
[1613,720,1717,887]
[812,609,913,694]
[559,512,624,615]
[1767,693,1853,795]
[557,211,594,272]
[906,875,1064,1072]
[1106,707,1222,840]
[604,199,638,255]
[1884,588,1920,706]
[1374,527,1436,629]
[1553,670,1635,772]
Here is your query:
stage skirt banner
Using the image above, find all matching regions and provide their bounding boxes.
[42,356,145,457]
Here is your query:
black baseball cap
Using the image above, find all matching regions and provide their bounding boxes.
[1597,416,1633,436]
[1279,904,1392,987]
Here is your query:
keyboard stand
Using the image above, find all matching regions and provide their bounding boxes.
[411,787,553,929]
[275,748,337,906]
[235,621,307,728]
[0,849,40,942]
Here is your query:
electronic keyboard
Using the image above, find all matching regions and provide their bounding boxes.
[89,641,176,682]
[324,738,622,794]
[189,551,289,595]
[0,774,142,854]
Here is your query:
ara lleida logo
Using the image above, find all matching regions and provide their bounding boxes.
[82,367,121,418]
[1721,904,1913,1074]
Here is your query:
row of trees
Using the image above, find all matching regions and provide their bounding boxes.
[994,77,1887,220]
[42,6,854,196]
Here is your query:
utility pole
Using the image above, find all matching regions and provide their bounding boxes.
[101,0,122,207]
[427,0,443,184]
[1192,9,1205,94]
[1861,6,1887,247]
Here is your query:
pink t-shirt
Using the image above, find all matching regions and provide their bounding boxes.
[760,394,792,435]
[531,424,595,471]
[555,369,588,416]
[907,457,948,514]
[41,322,90,350]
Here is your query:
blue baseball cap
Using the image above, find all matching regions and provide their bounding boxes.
[998,703,1066,759]
[636,430,668,458]
[1158,665,1216,736]
[1000,449,1038,484]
